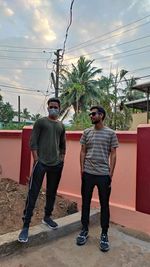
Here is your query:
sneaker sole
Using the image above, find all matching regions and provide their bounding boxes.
[18,237,28,243]
[42,219,58,230]
[76,235,89,246]
[100,246,110,252]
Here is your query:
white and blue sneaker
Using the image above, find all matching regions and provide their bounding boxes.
[100,234,110,252]
[76,229,89,246]
[42,217,58,230]
[18,227,29,243]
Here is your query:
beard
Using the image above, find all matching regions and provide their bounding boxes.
[92,119,101,124]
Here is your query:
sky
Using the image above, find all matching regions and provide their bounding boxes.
[0,0,150,116]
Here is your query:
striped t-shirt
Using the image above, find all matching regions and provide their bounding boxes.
[80,126,119,175]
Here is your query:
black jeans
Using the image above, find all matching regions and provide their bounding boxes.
[22,161,63,227]
[81,172,111,233]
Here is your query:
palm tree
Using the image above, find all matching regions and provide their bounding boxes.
[0,100,15,122]
[31,113,42,121]
[98,70,136,130]
[60,56,102,116]
[21,108,31,120]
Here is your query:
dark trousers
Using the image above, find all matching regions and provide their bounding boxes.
[23,161,63,227]
[81,172,111,233]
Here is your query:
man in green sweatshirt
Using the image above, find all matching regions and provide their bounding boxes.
[18,98,66,243]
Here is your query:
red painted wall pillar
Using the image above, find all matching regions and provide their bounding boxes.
[136,125,150,214]
[19,126,32,185]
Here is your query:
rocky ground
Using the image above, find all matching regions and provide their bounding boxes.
[0,178,78,235]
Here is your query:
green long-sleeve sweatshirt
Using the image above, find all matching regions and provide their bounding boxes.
[30,117,66,166]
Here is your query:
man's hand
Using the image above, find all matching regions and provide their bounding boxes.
[80,144,86,179]
[33,159,38,166]
[60,154,65,162]
[80,169,84,177]
[32,150,38,165]
[109,147,117,180]
[0,165,2,175]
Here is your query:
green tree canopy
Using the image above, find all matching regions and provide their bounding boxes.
[0,95,15,122]
[21,108,31,120]
[60,56,102,116]
[31,113,42,121]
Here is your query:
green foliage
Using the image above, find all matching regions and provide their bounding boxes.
[60,59,137,130]
[66,112,91,130]
[60,56,102,116]
[0,95,15,122]
[98,70,136,130]
[2,122,31,130]
[21,108,31,120]
[31,113,42,121]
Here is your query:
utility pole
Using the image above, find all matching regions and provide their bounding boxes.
[18,95,21,123]
[53,49,62,98]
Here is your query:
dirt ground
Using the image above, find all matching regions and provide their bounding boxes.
[0,178,78,235]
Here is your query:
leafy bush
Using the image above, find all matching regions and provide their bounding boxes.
[66,112,91,130]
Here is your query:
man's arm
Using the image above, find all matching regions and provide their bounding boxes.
[109,147,117,178]
[0,165,2,175]
[31,150,38,163]
[30,120,41,164]
[80,144,86,176]
[59,126,66,162]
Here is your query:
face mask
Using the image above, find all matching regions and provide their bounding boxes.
[48,108,59,118]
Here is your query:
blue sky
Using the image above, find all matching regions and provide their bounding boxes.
[0,0,150,115]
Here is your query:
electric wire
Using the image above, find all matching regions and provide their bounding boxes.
[66,14,150,52]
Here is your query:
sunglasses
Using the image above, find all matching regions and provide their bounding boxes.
[49,106,59,109]
[89,112,99,117]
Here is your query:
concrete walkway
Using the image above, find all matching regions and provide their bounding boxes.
[0,220,150,267]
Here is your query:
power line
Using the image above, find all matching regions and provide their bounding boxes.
[0,83,41,92]
[0,89,43,96]
[63,34,150,61]
[120,74,150,83]
[96,48,150,62]
[0,45,56,50]
[129,66,150,73]
[0,67,51,70]
[66,15,150,53]
[63,48,150,68]
[0,49,49,54]
[0,55,48,61]
[67,19,150,53]
[94,44,150,61]
[61,0,75,64]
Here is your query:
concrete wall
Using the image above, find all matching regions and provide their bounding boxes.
[0,127,150,235]
[0,130,22,180]
[129,112,149,130]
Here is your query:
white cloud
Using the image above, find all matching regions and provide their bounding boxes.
[29,0,42,8]
[0,0,149,114]
[4,7,14,16]
[139,0,150,12]
[15,69,22,74]
[0,1,14,16]
[127,0,138,11]
[32,9,56,41]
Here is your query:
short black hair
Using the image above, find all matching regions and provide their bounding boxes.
[47,97,60,107]
[90,105,106,120]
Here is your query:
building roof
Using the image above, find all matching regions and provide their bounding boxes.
[132,81,150,93]
[125,98,150,111]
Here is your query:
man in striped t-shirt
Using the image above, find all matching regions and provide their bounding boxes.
[76,106,118,252]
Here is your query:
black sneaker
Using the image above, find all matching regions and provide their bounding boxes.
[18,227,29,243]
[100,234,110,252]
[42,217,58,230]
[76,229,89,246]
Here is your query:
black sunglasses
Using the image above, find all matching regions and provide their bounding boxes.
[49,106,59,109]
[89,112,99,117]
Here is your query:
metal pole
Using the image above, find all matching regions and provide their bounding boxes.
[147,88,150,123]
[55,49,62,98]
[18,95,20,123]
